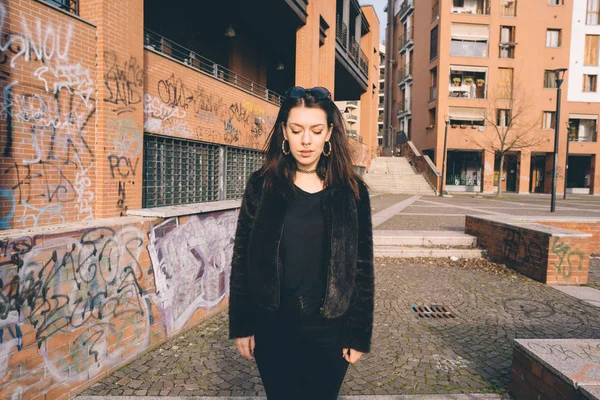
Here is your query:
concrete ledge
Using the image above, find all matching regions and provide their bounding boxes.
[76,395,509,400]
[128,200,241,218]
[465,215,593,285]
[511,339,600,399]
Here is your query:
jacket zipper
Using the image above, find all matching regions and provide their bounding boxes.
[275,221,284,308]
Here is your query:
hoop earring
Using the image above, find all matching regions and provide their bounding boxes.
[323,140,332,157]
[282,139,290,155]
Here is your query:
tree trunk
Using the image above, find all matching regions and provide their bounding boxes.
[497,153,505,197]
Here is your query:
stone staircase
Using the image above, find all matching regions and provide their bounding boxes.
[374,231,485,259]
[364,157,436,195]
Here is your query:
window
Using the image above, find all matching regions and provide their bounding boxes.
[568,115,598,142]
[583,74,598,92]
[497,68,513,99]
[497,109,511,127]
[450,23,490,57]
[429,108,437,126]
[44,0,79,14]
[588,0,600,25]
[500,0,517,16]
[449,106,486,126]
[452,0,490,14]
[499,26,516,58]
[546,29,562,47]
[453,0,465,6]
[142,134,264,207]
[543,111,556,129]
[430,26,439,61]
[584,35,599,66]
[449,66,488,99]
[544,70,558,88]
[430,67,438,101]
[548,0,563,4]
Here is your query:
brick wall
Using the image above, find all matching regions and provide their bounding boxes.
[538,221,600,255]
[0,208,237,399]
[465,216,590,285]
[511,346,581,400]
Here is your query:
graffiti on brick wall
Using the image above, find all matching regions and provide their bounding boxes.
[105,116,142,216]
[148,211,237,335]
[0,3,97,228]
[550,237,585,280]
[502,228,543,266]
[144,72,276,147]
[103,51,144,115]
[0,227,152,395]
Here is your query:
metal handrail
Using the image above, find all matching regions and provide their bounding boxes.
[144,28,283,105]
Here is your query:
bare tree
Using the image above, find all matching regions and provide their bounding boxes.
[469,77,548,197]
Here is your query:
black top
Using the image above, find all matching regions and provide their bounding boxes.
[280,185,327,298]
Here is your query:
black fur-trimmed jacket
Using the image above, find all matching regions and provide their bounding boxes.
[228,171,374,353]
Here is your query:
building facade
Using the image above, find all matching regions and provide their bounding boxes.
[388,0,600,194]
[0,0,378,398]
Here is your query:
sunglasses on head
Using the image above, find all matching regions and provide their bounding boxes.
[285,86,332,100]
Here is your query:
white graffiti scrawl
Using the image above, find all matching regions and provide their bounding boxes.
[148,211,237,335]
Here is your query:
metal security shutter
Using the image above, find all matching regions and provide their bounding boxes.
[143,134,220,207]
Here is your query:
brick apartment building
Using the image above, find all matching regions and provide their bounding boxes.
[387,0,600,194]
[0,0,379,398]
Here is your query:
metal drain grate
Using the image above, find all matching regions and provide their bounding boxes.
[411,304,456,319]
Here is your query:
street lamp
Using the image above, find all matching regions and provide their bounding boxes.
[564,121,570,200]
[440,115,450,197]
[550,68,567,213]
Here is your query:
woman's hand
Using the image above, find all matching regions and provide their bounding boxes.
[235,336,255,360]
[342,348,363,364]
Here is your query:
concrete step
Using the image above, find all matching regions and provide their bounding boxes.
[374,246,485,259]
[373,231,478,247]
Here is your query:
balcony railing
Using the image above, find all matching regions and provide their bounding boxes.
[336,15,369,78]
[347,129,363,142]
[399,29,414,53]
[347,100,359,108]
[398,98,411,115]
[399,62,413,84]
[430,86,437,101]
[452,0,490,15]
[499,42,516,58]
[399,0,414,19]
[448,82,486,99]
[345,114,358,123]
[432,2,440,20]
[144,29,283,105]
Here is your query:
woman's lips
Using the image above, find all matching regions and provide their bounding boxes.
[299,151,313,157]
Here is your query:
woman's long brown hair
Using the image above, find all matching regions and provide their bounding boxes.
[257,91,364,199]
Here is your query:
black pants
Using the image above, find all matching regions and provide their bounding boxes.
[253,294,349,400]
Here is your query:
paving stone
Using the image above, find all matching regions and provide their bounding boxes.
[82,257,600,397]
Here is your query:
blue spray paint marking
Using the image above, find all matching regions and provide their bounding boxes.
[0,189,15,229]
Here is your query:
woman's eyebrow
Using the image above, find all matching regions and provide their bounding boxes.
[288,123,325,128]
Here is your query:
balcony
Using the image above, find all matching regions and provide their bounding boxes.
[499,42,516,58]
[347,129,363,142]
[347,100,358,109]
[398,0,414,20]
[378,112,384,122]
[144,29,283,104]
[335,15,369,79]
[432,2,440,20]
[397,98,412,117]
[345,113,358,123]
[451,0,490,15]
[398,62,413,86]
[568,117,597,142]
[448,69,487,99]
[399,29,414,54]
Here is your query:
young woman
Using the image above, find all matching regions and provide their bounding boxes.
[228,86,374,400]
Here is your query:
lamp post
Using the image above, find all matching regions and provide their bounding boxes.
[440,115,450,197]
[551,68,567,213]
[564,121,570,200]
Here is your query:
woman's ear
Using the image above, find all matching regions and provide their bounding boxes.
[282,122,288,140]
[326,124,333,141]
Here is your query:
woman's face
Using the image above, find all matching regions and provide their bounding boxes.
[283,106,332,170]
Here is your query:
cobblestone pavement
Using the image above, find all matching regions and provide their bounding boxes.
[375,194,600,231]
[83,259,600,397]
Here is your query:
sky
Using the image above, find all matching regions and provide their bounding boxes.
[360,0,388,44]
